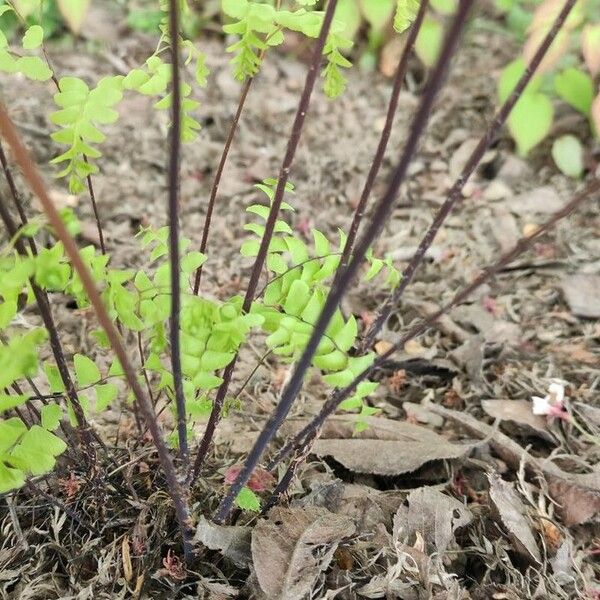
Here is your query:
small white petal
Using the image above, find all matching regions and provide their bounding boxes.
[548,382,565,405]
[532,395,550,415]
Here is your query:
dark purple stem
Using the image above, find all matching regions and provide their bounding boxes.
[167,0,188,467]
[361,0,578,350]
[188,0,340,485]
[270,176,600,475]
[338,0,428,271]
[214,0,474,523]
[193,77,253,294]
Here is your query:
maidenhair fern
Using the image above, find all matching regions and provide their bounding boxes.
[244,179,400,425]
[0,6,52,81]
[50,76,124,194]
[221,0,353,98]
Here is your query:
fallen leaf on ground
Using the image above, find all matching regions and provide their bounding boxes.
[310,416,472,476]
[428,404,600,527]
[394,487,473,557]
[488,473,542,564]
[251,506,355,600]
[481,399,555,442]
[560,274,600,319]
[194,516,251,568]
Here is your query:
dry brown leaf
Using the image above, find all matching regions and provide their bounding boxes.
[560,274,600,319]
[481,399,555,442]
[122,535,133,583]
[549,343,598,365]
[488,473,541,564]
[194,516,251,568]
[394,487,473,557]
[313,438,470,476]
[428,404,600,527]
[251,506,354,600]
[305,417,471,476]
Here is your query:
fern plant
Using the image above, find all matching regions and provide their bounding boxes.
[0,0,588,578]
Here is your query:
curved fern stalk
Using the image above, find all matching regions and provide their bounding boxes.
[189,0,341,486]
[166,0,189,468]
[192,78,253,294]
[360,0,579,351]
[338,0,428,272]
[0,106,194,563]
[214,0,474,524]
[268,177,600,484]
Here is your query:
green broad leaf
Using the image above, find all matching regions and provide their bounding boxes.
[0,418,27,453]
[0,463,25,494]
[57,0,91,34]
[312,350,347,372]
[74,354,101,386]
[200,351,234,371]
[283,279,310,317]
[312,229,330,256]
[347,353,376,377]
[16,56,52,81]
[0,300,16,328]
[322,369,354,387]
[9,426,66,475]
[338,396,362,411]
[193,371,223,390]
[508,93,553,156]
[0,393,30,413]
[497,58,540,105]
[222,0,249,18]
[414,15,443,67]
[181,251,206,274]
[394,0,420,33]
[334,0,362,41]
[356,381,379,397]
[334,315,357,352]
[96,383,118,411]
[108,358,124,377]
[552,135,584,179]
[41,403,62,430]
[22,25,44,50]
[235,486,261,512]
[44,363,66,393]
[360,0,395,31]
[554,68,593,115]
[267,253,287,274]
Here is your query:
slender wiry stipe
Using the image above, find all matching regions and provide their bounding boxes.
[338,0,429,271]
[189,0,341,485]
[214,0,474,523]
[166,0,188,468]
[0,104,194,563]
[361,0,578,350]
[268,176,600,483]
[84,159,106,255]
[193,78,253,294]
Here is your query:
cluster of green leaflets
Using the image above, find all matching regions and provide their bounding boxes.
[245,179,400,428]
[0,172,400,493]
[0,0,410,501]
[47,0,209,193]
[0,6,52,80]
[221,0,353,97]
